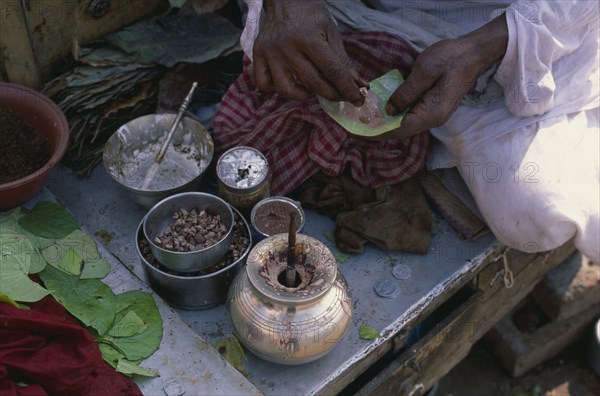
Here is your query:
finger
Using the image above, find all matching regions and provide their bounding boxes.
[253,50,274,92]
[388,80,460,138]
[304,42,364,105]
[269,61,313,101]
[291,54,346,102]
[386,63,437,115]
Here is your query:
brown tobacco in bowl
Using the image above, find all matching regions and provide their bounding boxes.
[0,107,51,184]
[153,208,228,252]
[141,214,250,277]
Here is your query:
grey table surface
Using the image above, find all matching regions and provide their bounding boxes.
[46,165,497,395]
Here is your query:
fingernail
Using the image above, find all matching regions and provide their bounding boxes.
[386,104,398,115]
[351,100,363,107]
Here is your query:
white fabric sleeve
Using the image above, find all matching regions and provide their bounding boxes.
[240,0,263,61]
[494,1,599,117]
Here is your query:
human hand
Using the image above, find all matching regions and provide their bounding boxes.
[382,15,508,140]
[254,0,367,105]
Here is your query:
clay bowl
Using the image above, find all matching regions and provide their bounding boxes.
[136,205,251,310]
[143,192,234,273]
[0,82,69,210]
[103,113,214,208]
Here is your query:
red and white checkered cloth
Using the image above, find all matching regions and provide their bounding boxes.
[213,31,429,195]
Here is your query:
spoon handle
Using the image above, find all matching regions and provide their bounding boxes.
[155,82,198,164]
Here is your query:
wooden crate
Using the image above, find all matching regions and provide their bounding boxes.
[0,0,165,88]
[354,241,575,396]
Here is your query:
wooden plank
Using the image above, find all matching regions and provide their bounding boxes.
[315,243,505,395]
[356,241,576,396]
[356,290,483,396]
[0,0,165,86]
[0,0,40,87]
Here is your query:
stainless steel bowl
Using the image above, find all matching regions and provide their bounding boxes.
[103,113,214,208]
[143,192,234,272]
[136,206,251,310]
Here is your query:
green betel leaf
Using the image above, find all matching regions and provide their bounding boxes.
[39,264,117,335]
[0,291,28,308]
[1,230,32,273]
[42,230,109,279]
[18,201,79,239]
[80,258,111,279]
[116,359,159,378]
[320,69,408,137]
[0,208,22,231]
[213,336,246,374]
[1,210,49,274]
[98,337,160,378]
[43,230,101,265]
[359,325,381,340]
[58,248,83,275]
[0,261,50,303]
[98,342,125,368]
[0,230,50,302]
[99,290,162,361]
[107,310,148,338]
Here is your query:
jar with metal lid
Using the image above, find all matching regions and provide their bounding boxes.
[250,196,305,243]
[216,146,270,211]
[227,234,352,365]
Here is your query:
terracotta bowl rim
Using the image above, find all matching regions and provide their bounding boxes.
[0,82,69,190]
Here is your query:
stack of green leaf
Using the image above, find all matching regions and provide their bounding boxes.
[0,201,162,378]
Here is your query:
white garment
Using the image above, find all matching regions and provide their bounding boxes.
[240,0,600,262]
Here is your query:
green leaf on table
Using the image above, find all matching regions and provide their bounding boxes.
[323,229,335,242]
[107,310,148,338]
[98,290,162,361]
[0,291,27,308]
[98,342,125,368]
[0,208,21,231]
[0,238,50,302]
[359,325,381,340]
[213,336,246,374]
[116,359,159,377]
[39,264,117,335]
[18,201,79,239]
[42,230,99,266]
[334,252,350,264]
[80,258,111,279]
[42,230,109,279]
[99,342,159,378]
[58,248,83,275]
[1,230,33,272]
[0,223,47,274]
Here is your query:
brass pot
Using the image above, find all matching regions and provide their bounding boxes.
[227,234,352,365]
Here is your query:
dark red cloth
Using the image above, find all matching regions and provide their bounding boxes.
[0,298,142,396]
[213,31,429,195]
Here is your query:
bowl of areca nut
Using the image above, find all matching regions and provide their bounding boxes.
[143,192,235,273]
[0,82,69,209]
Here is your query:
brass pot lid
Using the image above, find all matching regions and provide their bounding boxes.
[246,234,337,304]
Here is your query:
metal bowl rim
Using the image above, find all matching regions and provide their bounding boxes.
[102,113,214,193]
[136,205,252,280]
[142,192,235,259]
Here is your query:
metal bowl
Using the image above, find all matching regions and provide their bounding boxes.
[143,192,234,273]
[136,206,251,310]
[103,113,214,208]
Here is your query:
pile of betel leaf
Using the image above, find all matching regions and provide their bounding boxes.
[0,201,162,377]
